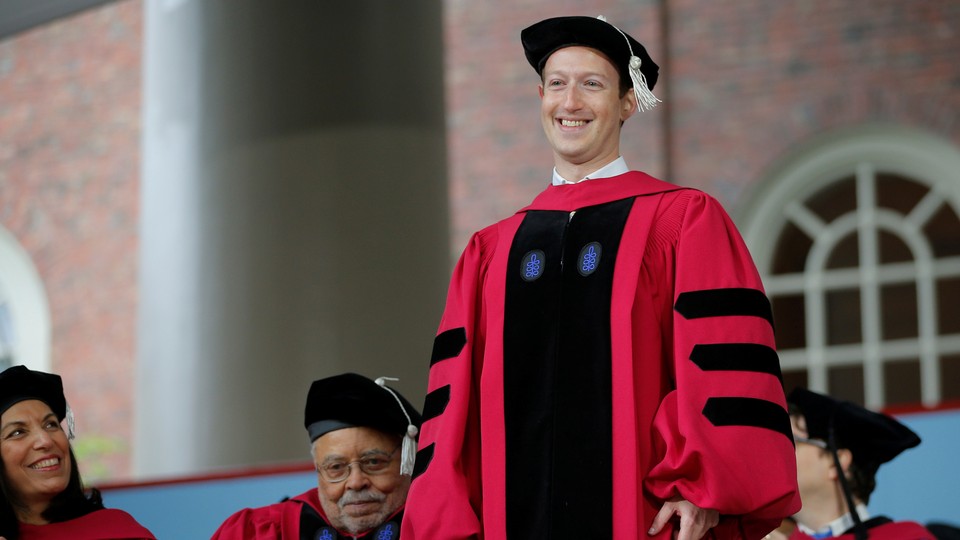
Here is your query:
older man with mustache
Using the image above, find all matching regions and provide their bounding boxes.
[212,373,421,539]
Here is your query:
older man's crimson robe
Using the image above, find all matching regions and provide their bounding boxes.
[211,488,404,540]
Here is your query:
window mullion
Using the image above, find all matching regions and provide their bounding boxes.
[857,163,884,409]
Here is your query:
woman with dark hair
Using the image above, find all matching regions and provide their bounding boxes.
[0,365,154,540]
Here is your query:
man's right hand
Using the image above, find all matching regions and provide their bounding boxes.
[647,496,719,540]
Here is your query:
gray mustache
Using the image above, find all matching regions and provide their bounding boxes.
[338,490,386,508]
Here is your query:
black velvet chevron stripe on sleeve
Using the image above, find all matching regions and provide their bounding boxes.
[412,443,434,480]
[689,343,783,381]
[674,288,774,327]
[421,385,451,423]
[430,327,467,366]
[701,396,793,442]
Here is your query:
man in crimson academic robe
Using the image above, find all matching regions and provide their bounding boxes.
[401,15,801,540]
[772,388,935,540]
[212,373,421,540]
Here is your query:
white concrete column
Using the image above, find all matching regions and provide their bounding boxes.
[136,1,448,477]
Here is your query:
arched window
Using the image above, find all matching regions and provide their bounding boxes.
[0,294,14,370]
[740,127,960,409]
[0,225,51,371]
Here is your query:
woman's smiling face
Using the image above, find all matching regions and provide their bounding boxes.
[1,399,72,513]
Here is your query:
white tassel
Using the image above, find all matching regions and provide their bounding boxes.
[375,376,419,476]
[401,424,418,476]
[65,402,76,440]
[597,15,662,112]
[629,55,661,112]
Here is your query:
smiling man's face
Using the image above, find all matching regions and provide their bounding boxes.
[538,46,636,180]
[313,426,409,535]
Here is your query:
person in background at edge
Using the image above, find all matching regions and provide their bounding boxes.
[765,388,935,540]
[212,373,421,539]
[401,14,800,540]
[0,365,155,540]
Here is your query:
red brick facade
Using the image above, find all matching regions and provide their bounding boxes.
[666,1,960,204]
[445,0,960,247]
[0,1,141,479]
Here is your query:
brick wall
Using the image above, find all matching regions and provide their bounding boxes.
[445,0,960,249]
[667,0,960,206]
[0,0,141,480]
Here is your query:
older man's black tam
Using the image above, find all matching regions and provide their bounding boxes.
[304,373,422,443]
[787,387,920,475]
[0,365,67,421]
[521,16,660,111]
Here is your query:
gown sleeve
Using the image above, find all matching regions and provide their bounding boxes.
[400,230,495,540]
[645,192,802,538]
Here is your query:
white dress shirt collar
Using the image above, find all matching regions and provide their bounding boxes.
[797,504,871,538]
[551,157,628,186]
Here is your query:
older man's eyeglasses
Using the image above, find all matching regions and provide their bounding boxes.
[793,435,828,449]
[317,446,400,483]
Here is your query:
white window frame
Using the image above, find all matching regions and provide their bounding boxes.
[739,125,960,408]
[0,224,51,371]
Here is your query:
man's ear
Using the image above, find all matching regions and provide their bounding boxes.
[620,92,637,122]
[829,448,854,480]
[538,84,545,99]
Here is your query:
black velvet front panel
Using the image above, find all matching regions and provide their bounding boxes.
[503,198,634,539]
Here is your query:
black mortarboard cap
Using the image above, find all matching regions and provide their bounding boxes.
[305,373,423,476]
[304,373,421,443]
[0,365,67,421]
[521,15,661,111]
[788,388,920,475]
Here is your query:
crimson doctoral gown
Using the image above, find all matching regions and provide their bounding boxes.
[211,488,403,540]
[401,172,801,539]
[18,508,154,540]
